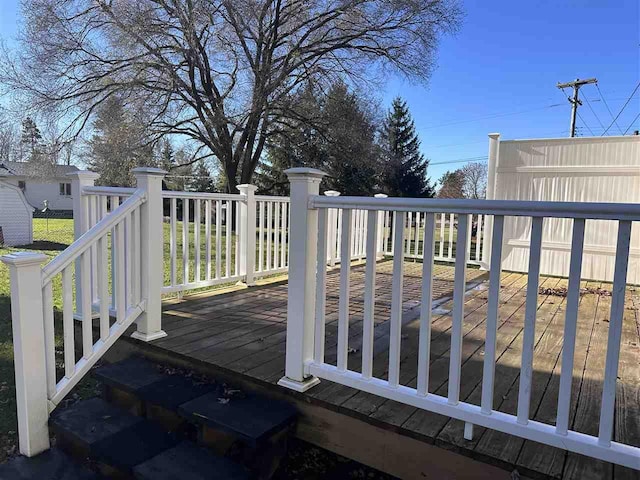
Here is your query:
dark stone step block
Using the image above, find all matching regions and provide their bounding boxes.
[93,357,166,393]
[133,441,249,480]
[179,392,297,446]
[0,448,103,480]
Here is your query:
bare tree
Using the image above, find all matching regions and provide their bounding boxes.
[0,111,18,163]
[461,161,487,199]
[1,0,461,192]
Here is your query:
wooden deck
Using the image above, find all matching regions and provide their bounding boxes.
[121,260,640,480]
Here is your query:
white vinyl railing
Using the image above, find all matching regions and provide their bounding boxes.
[2,168,166,457]
[278,167,640,471]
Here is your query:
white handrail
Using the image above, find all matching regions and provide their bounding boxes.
[311,195,640,221]
[83,186,136,196]
[162,190,241,201]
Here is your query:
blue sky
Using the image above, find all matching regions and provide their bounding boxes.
[1,0,638,180]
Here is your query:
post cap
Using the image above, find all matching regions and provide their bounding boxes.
[237,184,258,193]
[374,193,388,198]
[132,167,168,177]
[0,252,48,267]
[488,133,501,139]
[284,167,327,181]
[324,190,341,197]
[66,170,100,180]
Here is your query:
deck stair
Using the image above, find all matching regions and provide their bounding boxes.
[0,357,297,479]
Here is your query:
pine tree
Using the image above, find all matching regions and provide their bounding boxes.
[190,160,215,192]
[20,117,42,163]
[380,98,434,197]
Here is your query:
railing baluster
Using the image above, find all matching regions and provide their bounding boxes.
[258,201,264,272]
[481,215,504,414]
[281,202,287,268]
[97,235,109,341]
[234,201,240,275]
[170,198,177,287]
[80,250,93,359]
[183,198,190,284]
[448,213,454,259]
[417,212,436,396]
[314,208,328,363]
[466,214,473,263]
[414,211,421,257]
[448,214,469,404]
[194,199,201,282]
[598,220,632,446]
[266,201,272,271]
[439,213,445,258]
[89,196,98,303]
[517,216,544,424]
[62,267,75,378]
[225,200,231,277]
[216,201,222,279]
[405,212,412,256]
[274,201,280,269]
[125,208,132,308]
[132,208,141,305]
[556,218,585,435]
[115,221,126,323]
[337,209,343,261]
[110,196,120,312]
[476,215,483,262]
[337,209,352,372]
[43,283,55,398]
[389,211,406,388]
[362,210,379,380]
[205,200,212,281]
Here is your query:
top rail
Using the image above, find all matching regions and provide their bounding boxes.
[42,190,146,284]
[255,195,290,202]
[310,196,640,221]
[162,191,241,201]
[83,186,137,196]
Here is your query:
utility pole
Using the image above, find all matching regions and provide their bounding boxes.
[557,78,597,137]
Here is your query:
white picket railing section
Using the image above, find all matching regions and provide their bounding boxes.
[278,167,640,471]
[1,168,166,457]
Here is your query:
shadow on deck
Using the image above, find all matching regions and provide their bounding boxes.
[117,260,640,480]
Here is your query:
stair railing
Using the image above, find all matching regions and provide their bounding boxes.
[1,168,166,457]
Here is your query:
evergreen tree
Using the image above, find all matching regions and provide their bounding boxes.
[259,82,380,195]
[88,96,156,186]
[437,170,465,198]
[190,160,215,192]
[380,98,434,197]
[20,117,42,162]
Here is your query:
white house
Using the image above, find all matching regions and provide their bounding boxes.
[0,161,79,213]
[0,179,34,246]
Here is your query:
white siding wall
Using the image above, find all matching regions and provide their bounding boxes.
[0,181,33,246]
[490,135,640,284]
[3,177,73,211]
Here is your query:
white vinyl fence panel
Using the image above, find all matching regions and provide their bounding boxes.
[489,135,640,283]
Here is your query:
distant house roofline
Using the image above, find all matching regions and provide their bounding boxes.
[0,161,79,179]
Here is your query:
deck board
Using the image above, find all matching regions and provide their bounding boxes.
[143,260,639,480]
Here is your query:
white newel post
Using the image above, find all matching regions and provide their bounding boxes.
[131,167,168,342]
[324,190,340,266]
[68,171,99,315]
[237,184,258,286]
[482,133,500,269]
[1,252,50,456]
[374,193,388,259]
[278,168,327,392]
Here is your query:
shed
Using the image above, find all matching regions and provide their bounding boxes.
[0,180,34,246]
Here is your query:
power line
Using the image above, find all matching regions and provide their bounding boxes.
[582,93,607,131]
[596,83,625,135]
[623,111,640,135]
[576,110,595,136]
[602,81,640,136]
[429,156,488,166]
[420,104,563,130]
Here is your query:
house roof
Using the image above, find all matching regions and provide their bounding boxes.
[0,161,79,178]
